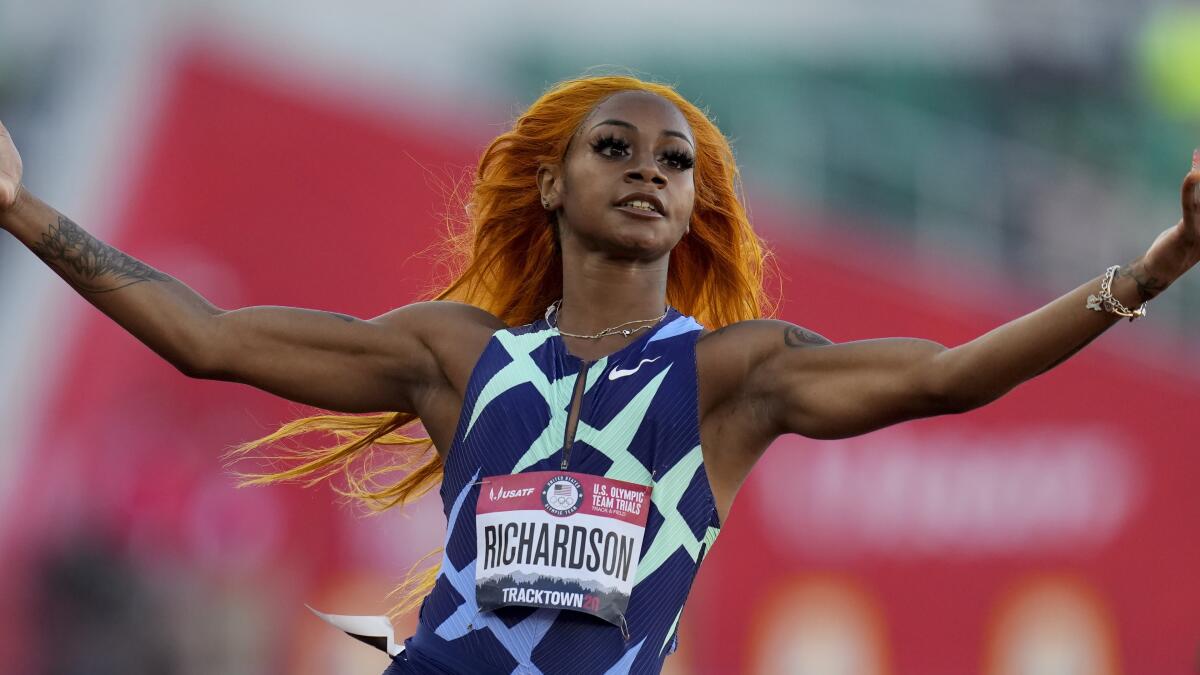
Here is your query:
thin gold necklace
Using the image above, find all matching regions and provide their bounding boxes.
[545,300,668,340]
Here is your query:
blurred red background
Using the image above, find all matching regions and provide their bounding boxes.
[1,43,1197,674]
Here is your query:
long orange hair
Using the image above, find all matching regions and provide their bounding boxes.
[229,74,773,612]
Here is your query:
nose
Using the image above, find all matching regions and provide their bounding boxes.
[624,152,667,188]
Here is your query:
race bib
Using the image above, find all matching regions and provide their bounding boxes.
[475,471,651,626]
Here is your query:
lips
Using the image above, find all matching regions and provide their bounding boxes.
[614,192,665,217]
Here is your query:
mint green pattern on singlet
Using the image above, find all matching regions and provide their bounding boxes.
[465,327,564,438]
[509,353,612,473]
[636,445,720,581]
[474,327,720,586]
[425,310,718,673]
[572,367,670,484]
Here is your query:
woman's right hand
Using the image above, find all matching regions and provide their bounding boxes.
[0,118,24,214]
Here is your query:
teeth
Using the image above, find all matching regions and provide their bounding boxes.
[621,200,657,212]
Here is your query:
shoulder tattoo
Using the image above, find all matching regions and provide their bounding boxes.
[783,325,832,348]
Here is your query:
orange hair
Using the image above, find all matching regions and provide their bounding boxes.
[229,74,773,614]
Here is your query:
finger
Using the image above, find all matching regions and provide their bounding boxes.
[1185,149,1200,219]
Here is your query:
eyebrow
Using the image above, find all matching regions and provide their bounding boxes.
[590,119,694,147]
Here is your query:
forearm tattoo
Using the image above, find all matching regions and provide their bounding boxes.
[784,325,832,348]
[1119,262,1168,303]
[30,214,169,293]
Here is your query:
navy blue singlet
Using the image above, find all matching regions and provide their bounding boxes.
[385,307,720,674]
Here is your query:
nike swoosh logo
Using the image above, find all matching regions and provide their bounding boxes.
[608,356,661,381]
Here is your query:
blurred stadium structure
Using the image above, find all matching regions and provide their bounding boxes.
[0,1,1197,673]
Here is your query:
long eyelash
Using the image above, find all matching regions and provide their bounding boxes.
[591,134,629,155]
[591,134,694,170]
[662,149,695,170]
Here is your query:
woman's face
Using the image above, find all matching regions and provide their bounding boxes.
[543,90,696,261]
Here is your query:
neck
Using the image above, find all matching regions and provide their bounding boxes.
[558,253,668,337]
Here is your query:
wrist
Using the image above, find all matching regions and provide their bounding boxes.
[1118,258,1169,304]
[1140,223,1197,287]
[1,184,29,231]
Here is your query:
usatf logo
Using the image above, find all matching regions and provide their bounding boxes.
[541,475,584,517]
[488,485,535,502]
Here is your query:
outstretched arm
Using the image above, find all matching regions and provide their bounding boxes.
[0,120,492,415]
[740,155,1200,440]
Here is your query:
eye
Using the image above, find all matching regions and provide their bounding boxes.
[591,134,630,158]
[659,149,695,171]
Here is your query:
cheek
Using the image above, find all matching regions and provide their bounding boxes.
[678,184,696,219]
[563,163,605,204]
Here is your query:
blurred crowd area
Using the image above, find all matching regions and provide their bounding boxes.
[1,1,1198,674]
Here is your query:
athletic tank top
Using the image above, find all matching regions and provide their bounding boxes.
[404,307,721,674]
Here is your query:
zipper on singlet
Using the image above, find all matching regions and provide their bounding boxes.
[560,361,591,470]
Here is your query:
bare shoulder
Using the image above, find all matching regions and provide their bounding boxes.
[697,318,833,367]
[371,300,507,392]
[696,318,833,411]
[370,300,506,333]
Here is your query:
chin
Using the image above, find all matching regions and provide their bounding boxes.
[566,218,680,260]
[608,232,677,261]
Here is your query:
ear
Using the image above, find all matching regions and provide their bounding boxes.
[537,162,562,211]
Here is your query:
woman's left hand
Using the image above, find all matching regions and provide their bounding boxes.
[1138,150,1200,294]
